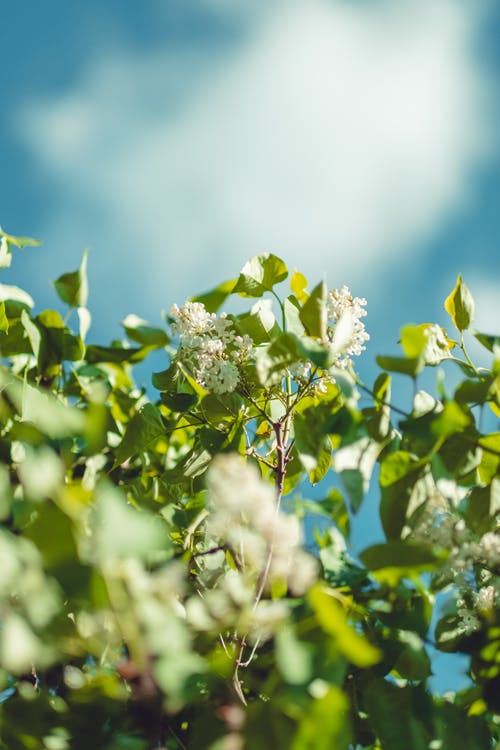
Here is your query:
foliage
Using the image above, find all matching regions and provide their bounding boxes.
[0,231,499,749]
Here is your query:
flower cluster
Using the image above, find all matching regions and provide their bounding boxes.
[289,285,370,386]
[204,454,318,595]
[455,581,499,636]
[188,455,318,642]
[170,301,253,395]
[406,479,499,637]
[326,285,370,368]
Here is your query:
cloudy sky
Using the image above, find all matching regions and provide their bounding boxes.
[2,0,499,690]
[2,0,499,350]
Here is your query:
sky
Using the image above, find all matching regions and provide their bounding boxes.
[1,0,499,692]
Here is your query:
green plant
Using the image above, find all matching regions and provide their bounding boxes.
[0,228,498,749]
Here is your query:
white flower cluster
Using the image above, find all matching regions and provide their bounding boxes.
[185,569,290,644]
[326,285,370,369]
[170,301,253,395]
[203,454,318,598]
[456,582,498,635]
[479,531,500,567]
[456,603,481,635]
[289,286,369,385]
[406,480,499,638]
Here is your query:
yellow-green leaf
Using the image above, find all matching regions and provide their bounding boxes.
[290,269,308,303]
[444,274,474,331]
[308,584,380,667]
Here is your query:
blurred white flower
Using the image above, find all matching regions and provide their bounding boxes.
[204,454,318,596]
[479,532,500,566]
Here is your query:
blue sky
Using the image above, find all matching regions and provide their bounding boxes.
[1,0,499,692]
[2,0,499,346]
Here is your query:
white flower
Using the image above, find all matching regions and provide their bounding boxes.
[206,455,275,522]
[287,550,319,596]
[479,532,500,566]
[474,585,495,615]
[203,359,240,395]
[326,285,369,369]
[289,360,312,381]
[457,606,481,635]
[204,454,318,596]
[170,301,214,345]
[170,300,255,394]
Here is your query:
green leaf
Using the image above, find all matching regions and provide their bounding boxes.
[362,678,431,750]
[309,584,380,667]
[379,452,425,539]
[53,248,89,307]
[325,488,350,539]
[200,392,242,425]
[359,541,440,570]
[370,372,392,439]
[400,325,428,359]
[283,296,305,336]
[160,391,198,412]
[92,482,168,562]
[0,236,11,269]
[299,280,327,339]
[233,253,288,297]
[334,437,382,512]
[255,332,301,385]
[37,310,85,364]
[290,269,308,303]
[291,687,351,750]
[430,400,470,438]
[0,301,8,332]
[275,625,313,684]
[380,451,418,486]
[433,702,491,750]
[294,409,333,482]
[0,283,34,308]
[152,364,179,392]
[444,274,474,331]
[0,227,42,249]
[121,314,169,347]
[235,299,279,344]
[393,631,431,681]
[0,370,85,438]
[256,331,332,386]
[20,309,42,362]
[114,403,165,464]
[471,329,500,353]
[455,376,493,404]
[376,355,422,377]
[85,343,146,364]
[24,502,77,568]
[190,278,236,313]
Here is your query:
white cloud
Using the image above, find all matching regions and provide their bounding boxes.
[16,0,493,328]
[467,277,500,334]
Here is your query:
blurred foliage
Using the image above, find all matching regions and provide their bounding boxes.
[0,234,498,749]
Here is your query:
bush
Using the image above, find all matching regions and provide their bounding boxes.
[0,229,498,749]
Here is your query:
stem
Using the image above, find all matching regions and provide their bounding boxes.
[356,379,411,419]
[232,420,288,703]
[459,333,479,375]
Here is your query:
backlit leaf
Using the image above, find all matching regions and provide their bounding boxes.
[233,253,288,297]
[444,274,474,331]
[53,248,89,308]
